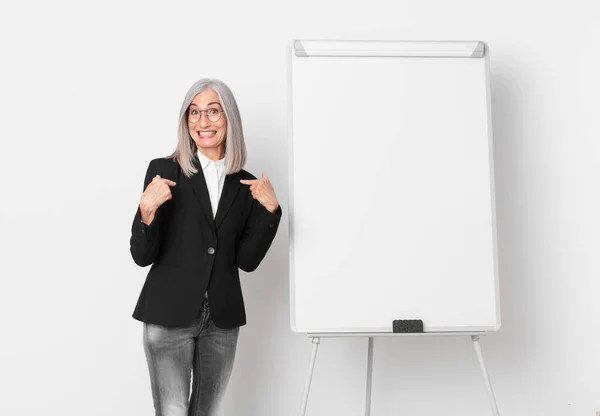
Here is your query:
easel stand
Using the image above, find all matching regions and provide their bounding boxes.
[298,332,500,416]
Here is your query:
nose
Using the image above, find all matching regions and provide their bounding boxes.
[198,112,211,128]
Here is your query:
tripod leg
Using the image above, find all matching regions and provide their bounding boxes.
[365,337,374,416]
[471,336,500,416]
[299,337,321,416]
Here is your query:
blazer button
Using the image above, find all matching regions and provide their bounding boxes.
[207,247,215,255]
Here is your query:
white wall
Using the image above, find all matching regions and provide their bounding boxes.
[1,1,598,415]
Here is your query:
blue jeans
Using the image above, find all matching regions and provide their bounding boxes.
[143,298,240,416]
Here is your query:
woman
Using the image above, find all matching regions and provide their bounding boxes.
[129,78,281,416]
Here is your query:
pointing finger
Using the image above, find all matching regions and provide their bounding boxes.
[240,179,258,185]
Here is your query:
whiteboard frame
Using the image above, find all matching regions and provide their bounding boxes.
[293,39,486,58]
[287,40,500,334]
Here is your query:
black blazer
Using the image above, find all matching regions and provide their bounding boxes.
[129,156,282,328]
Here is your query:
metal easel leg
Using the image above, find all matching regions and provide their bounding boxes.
[299,337,321,416]
[471,335,500,416]
[365,337,374,416]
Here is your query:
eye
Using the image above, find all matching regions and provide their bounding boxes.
[208,108,219,115]
[190,109,199,115]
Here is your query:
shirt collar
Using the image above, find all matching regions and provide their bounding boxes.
[197,150,225,171]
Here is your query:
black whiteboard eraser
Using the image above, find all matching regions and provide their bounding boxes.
[392,319,424,333]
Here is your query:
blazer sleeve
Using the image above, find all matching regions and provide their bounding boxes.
[236,198,282,272]
[129,160,162,267]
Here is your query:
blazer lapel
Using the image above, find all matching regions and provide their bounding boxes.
[190,157,216,229]
[190,156,242,230]
[215,172,241,230]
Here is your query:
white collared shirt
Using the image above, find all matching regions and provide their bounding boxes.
[197,150,226,219]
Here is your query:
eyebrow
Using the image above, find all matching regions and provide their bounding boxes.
[190,102,222,108]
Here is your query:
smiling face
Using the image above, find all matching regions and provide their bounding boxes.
[187,88,227,160]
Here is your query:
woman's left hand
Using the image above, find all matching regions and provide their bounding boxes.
[240,173,279,214]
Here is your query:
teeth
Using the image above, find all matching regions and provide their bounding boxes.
[199,131,215,136]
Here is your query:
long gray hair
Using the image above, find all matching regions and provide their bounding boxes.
[169,78,247,177]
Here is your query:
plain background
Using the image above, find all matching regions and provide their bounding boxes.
[1,1,598,415]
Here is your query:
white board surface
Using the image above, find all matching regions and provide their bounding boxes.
[288,40,500,333]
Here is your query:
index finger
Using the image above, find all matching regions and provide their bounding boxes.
[240,179,257,185]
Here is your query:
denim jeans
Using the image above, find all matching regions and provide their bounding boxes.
[143,298,240,416]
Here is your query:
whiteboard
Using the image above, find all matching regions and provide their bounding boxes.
[288,40,500,333]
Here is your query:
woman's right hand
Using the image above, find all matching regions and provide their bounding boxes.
[139,175,177,225]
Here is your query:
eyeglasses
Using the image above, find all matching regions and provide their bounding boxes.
[188,107,224,124]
